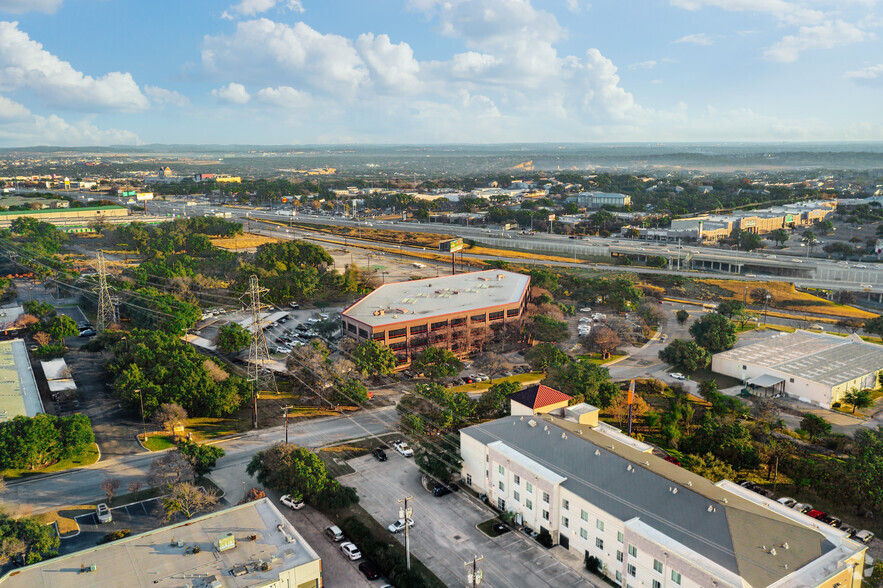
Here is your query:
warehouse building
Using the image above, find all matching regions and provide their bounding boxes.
[0,338,42,421]
[711,330,883,408]
[341,270,530,368]
[0,498,322,588]
[460,409,867,588]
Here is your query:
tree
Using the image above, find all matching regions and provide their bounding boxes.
[543,362,617,408]
[716,300,745,319]
[152,403,188,433]
[351,339,397,377]
[100,478,121,502]
[177,440,226,478]
[749,287,772,305]
[162,482,219,521]
[685,453,736,483]
[800,413,832,442]
[476,381,520,419]
[769,228,789,248]
[835,318,864,334]
[636,301,666,328]
[472,352,507,377]
[842,389,873,414]
[330,378,369,406]
[215,323,251,353]
[524,343,570,371]
[0,511,59,565]
[816,219,834,234]
[865,315,883,338]
[412,346,462,381]
[823,242,854,259]
[658,340,711,373]
[675,309,689,325]
[689,313,736,353]
[609,390,650,429]
[583,325,622,355]
[46,314,78,343]
[525,315,570,343]
[415,433,461,483]
[149,451,195,489]
[733,229,763,251]
[246,443,330,501]
[801,230,818,252]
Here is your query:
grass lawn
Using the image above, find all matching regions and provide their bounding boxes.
[577,353,627,365]
[0,443,100,481]
[36,505,95,536]
[210,233,282,250]
[477,517,510,538]
[143,435,175,451]
[448,371,544,394]
[183,417,250,441]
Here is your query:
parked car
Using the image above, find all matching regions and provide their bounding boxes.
[840,525,857,538]
[387,518,414,534]
[78,328,97,337]
[358,561,381,580]
[776,497,797,508]
[792,503,813,514]
[670,372,687,380]
[392,440,413,457]
[855,530,875,544]
[280,494,304,510]
[325,525,344,542]
[340,542,362,560]
[96,503,112,524]
[820,515,842,528]
[433,483,460,497]
[274,346,292,354]
[371,447,387,462]
[806,509,827,520]
[663,456,681,467]
[289,302,300,309]
[579,307,592,312]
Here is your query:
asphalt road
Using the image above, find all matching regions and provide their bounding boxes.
[2,407,399,514]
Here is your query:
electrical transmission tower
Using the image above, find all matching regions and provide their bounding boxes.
[244,275,277,429]
[95,251,117,332]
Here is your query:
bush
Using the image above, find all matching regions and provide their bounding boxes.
[832,402,841,408]
[585,555,602,574]
[313,480,359,512]
[536,528,554,548]
[34,343,65,359]
[97,529,131,545]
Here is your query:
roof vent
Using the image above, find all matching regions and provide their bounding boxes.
[626,464,634,472]
[577,430,582,435]
[543,425,548,431]
[547,429,551,435]
[685,481,692,487]
[643,460,650,466]
[720,498,728,504]
[497,274,506,279]
[782,542,789,550]
[670,487,679,495]
[770,548,777,556]
[607,445,614,450]
[528,419,537,427]
[594,449,601,456]
[520,416,524,421]
[561,432,567,439]
[707,505,716,513]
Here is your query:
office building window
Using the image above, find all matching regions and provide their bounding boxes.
[562,499,569,510]
[628,545,637,558]
[514,474,520,485]
[596,519,604,532]
[581,509,588,522]
[616,550,623,563]
[513,491,520,502]
[542,509,549,521]
[671,571,682,585]
[542,492,550,504]
[580,528,588,540]
[596,538,604,550]
[653,559,663,573]
[627,564,636,577]
[617,531,624,543]
[562,517,569,528]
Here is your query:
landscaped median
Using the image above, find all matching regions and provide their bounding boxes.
[448,371,544,394]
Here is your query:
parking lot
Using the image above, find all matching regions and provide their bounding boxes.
[340,452,596,588]
[60,499,164,556]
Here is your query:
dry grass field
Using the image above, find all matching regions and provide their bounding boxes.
[702,278,877,319]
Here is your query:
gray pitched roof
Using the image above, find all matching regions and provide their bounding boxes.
[461,415,833,587]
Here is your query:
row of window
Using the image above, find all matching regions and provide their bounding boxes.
[365,309,524,340]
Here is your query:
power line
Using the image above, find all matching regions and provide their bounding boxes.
[244,274,278,429]
[95,250,118,331]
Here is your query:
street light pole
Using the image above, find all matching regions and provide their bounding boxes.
[282,405,292,444]
[136,389,145,442]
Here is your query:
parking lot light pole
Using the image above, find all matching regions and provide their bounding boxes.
[282,405,292,444]
[398,496,413,570]
[136,389,145,442]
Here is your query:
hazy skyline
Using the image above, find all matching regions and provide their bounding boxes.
[0,0,881,147]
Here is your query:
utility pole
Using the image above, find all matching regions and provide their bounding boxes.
[282,405,292,444]
[243,275,278,429]
[95,251,117,332]
[136,389,145,442]
[398,496,414,570]
[465,554,484,587]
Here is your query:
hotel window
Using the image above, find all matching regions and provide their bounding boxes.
[580,528,588,540]
[562,499,569,510]
[389,341,407,351]
[596,537,604,550]
[581,510,588,522]
[542,509,549,521]
[526,482,533,493]
[498,465,505,475]
[616,550,623,563]
[466,474,471,486]
[653,559,663,574]
[542,492,550,504]
[431,320,448,331]
[514,474,520,485]
[526,498,533,510]
[451,317,466,327]
[627,564,636,577]
[596,519,604,532]
[498,481,504,492]
[615,571,622,584]
[562,517,569,528]
[628,545,637,558]
[513,491,520,502]
[497,498,505,510]
[617,531,624,543]
[653,581,661,588]
[671,571,682,585]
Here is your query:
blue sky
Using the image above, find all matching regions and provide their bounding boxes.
[0,0,881,146]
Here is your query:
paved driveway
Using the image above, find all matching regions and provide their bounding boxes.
[339,453,596,588]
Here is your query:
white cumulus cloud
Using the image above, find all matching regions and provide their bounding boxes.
[674,33,713,45]
[0,96,139,145]
[0,0,63,14]
[212,82,251,104]
[845,63,883,79]
[629,60,657,70]
[763,20,870,62]
[0,21,150,112]
[255,85,311,107]
[355,33,421,92]
[144,85,190,107]
[222,0,303,19]
[670,0,824,26]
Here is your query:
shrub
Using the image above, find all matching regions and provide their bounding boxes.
[34,343,65,359]
[585,554,602,574]
[97,529,131,544]
[536,528,554,548]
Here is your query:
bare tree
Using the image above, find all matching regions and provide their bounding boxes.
[162,482,219,521]
[33,331,51,347]
[472,352,507,377]
[152,403,188,433]
[127,481,144,494]
[149,452,195,489]
[583,325,622,355]
[0,537,26,566]
[100,478,121,502]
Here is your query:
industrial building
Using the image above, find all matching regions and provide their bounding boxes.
[0,498,323,588]
[341,270,530,368]
[0,338,42,421]
[575,192,632,208]
[460,407,867,588]
[711,330,883,408]
[0,205,128,228]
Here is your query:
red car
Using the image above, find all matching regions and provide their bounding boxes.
[663,456,681,467]
[806,509,827,520]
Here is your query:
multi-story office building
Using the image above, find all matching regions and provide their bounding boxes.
[460,408,866,588]
[341,270,530,368]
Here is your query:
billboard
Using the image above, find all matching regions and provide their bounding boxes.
[548,214,556,221]
[439,238,464,253]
